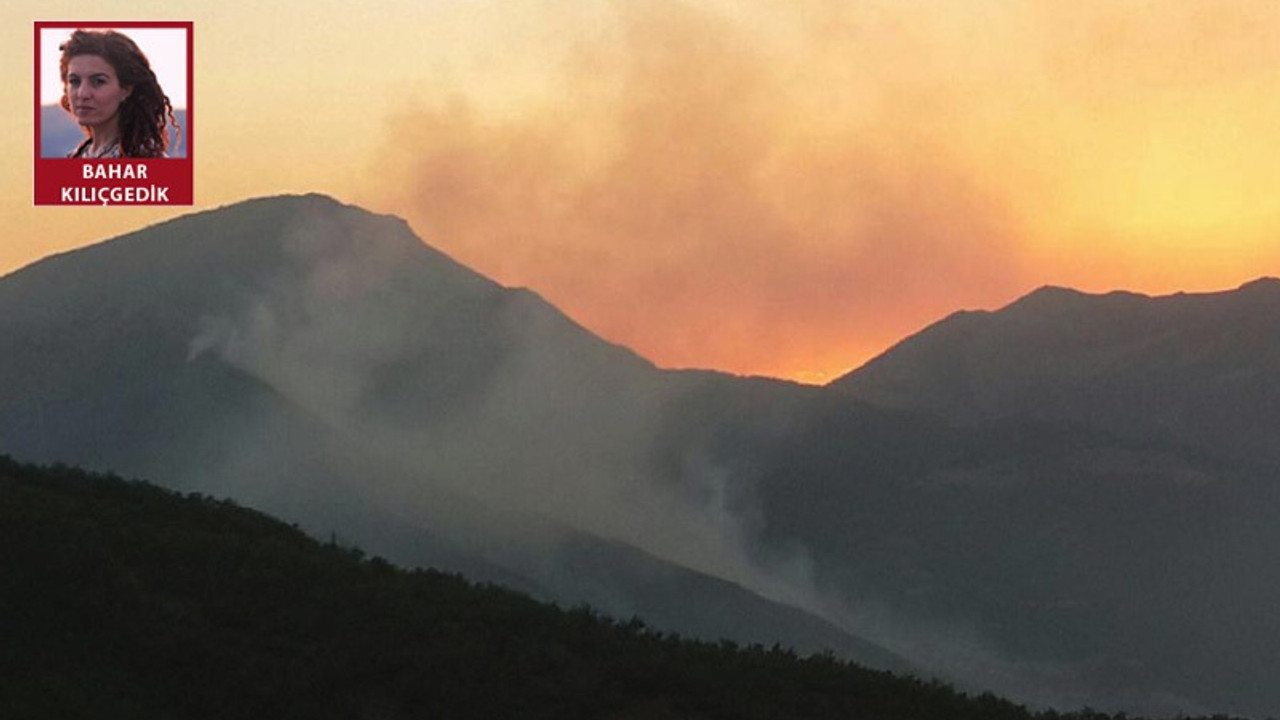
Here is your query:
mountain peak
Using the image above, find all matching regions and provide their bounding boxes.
[1001,284,1152,317]
[1237,276,1280,293]
[8,194,494,304]
[207,193,410,231]
[832,275,1280,447]
[188,193,419,247]
[1007,276,1280,311]
[1004,284,1081,310]
[1023,284,1079,298]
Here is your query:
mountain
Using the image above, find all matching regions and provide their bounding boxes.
[3,455,1049,720]
[644,286,1280,714]
[821,281,1280,714]
[831,280,1280,468]
[0,195,905,675]
[4,195,1278,715]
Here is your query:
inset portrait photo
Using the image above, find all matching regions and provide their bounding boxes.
[34,21,193,206]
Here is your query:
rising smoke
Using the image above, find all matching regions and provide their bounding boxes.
[181,200,1152,712]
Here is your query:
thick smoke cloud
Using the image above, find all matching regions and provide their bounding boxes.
[362,0,1029,381]
[360,0,1280,380]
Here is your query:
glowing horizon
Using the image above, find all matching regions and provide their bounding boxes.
[3,1,1279,383]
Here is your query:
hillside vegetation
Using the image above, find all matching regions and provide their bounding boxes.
[0,455,1230,720]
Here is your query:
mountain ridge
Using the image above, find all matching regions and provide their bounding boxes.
[0,193,908,681]
[832,275,1280,469]
[5,194,1280,715]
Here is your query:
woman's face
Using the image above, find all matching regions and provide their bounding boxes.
[65,54,129,130]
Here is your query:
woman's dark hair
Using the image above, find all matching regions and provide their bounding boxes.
[59,29,178,158]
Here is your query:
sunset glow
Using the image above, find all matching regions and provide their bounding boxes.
[4,0,1279,382]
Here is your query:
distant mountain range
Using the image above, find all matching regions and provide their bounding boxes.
[833,279,1280,469]
[2,194,1277,716]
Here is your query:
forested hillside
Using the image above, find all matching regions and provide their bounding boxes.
[0,456,1230,720]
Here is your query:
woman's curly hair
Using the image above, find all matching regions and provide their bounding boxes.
[59,29,179,158]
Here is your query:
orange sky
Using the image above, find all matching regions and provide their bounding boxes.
[4,1,1279,383]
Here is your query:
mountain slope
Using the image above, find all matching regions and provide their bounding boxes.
[817,281,1280,714]
[2,455,1040,720]
[831,279,1280,467]
[0,194,904,676]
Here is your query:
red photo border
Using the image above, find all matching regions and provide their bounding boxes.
[33,20,194,206]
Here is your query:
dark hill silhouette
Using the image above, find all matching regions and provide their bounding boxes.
[3,455,1052,720]
[831,279,1280,468]
[822,280,1280,714]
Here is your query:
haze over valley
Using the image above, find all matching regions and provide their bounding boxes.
[3,195,1278,716]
